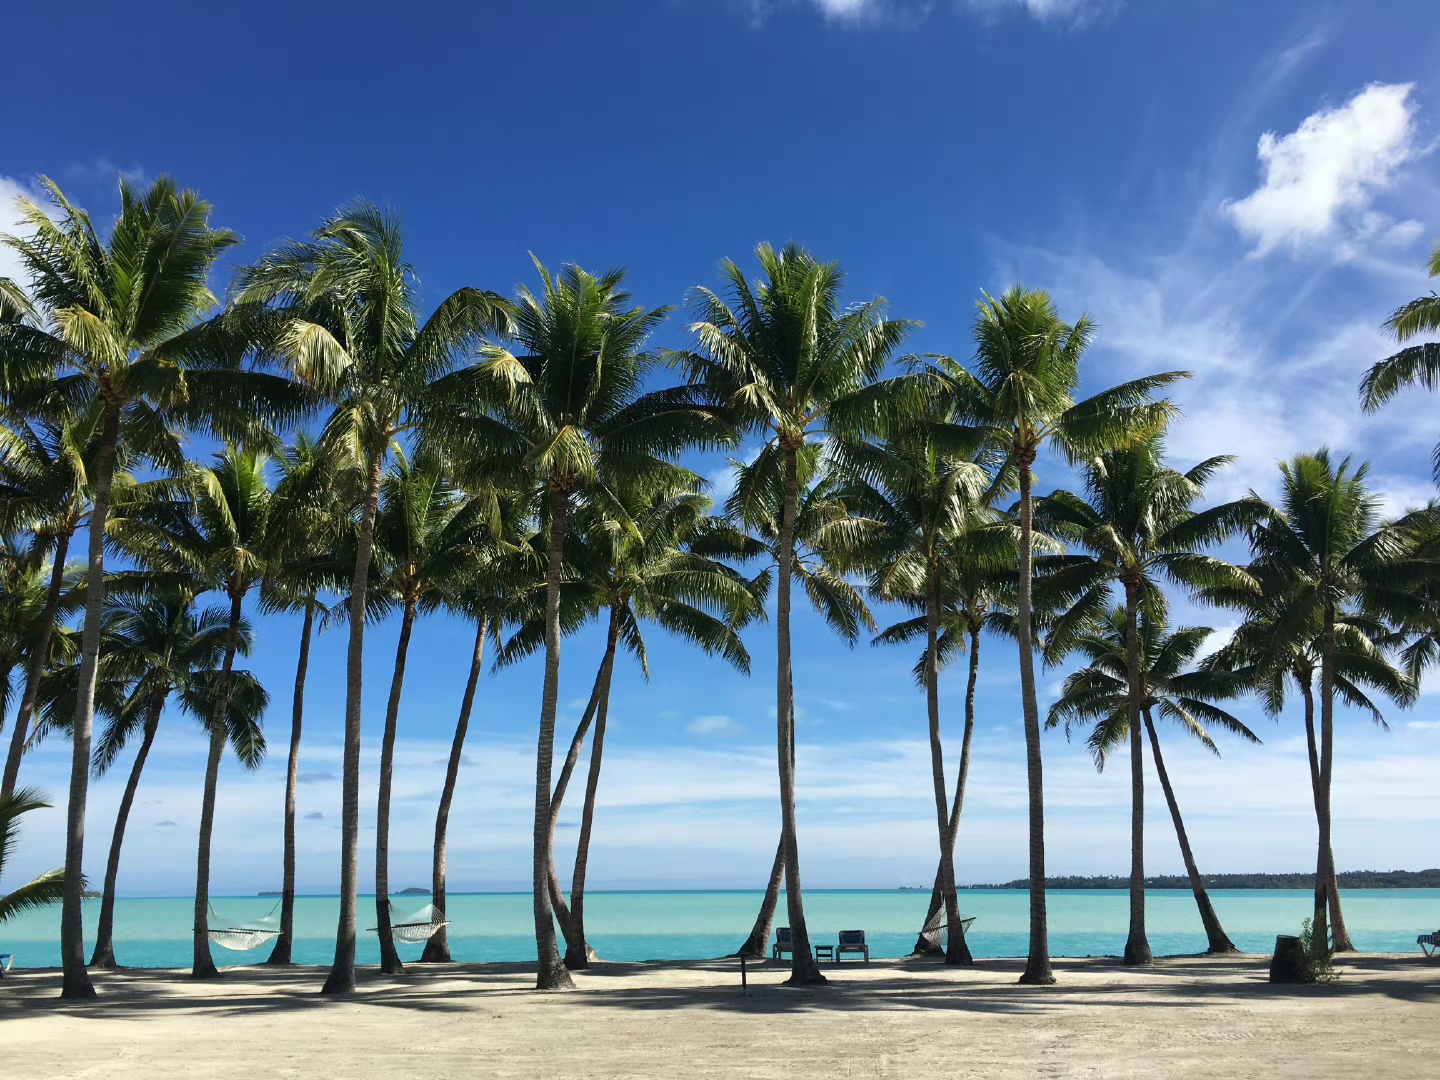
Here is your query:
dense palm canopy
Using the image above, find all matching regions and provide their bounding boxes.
[673,242,917,985]
[0,175,305,998]
[1047,610,1254,953]
[921,285,1186,985]
[233,203,511,993]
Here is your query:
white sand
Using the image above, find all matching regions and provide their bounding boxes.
[3,953,1436,1078]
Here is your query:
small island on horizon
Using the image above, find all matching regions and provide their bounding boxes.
[949,869,1440,890]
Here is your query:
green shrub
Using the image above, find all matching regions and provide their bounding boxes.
[1298,917,1338,984]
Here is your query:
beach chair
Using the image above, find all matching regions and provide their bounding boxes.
[1419,931,1439,957]
[0,953,13,973]
[771,927,793,960]
[836,930,869,963]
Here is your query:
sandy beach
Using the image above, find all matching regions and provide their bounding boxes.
[3,953,1435,1079]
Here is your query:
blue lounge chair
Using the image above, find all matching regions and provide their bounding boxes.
[772,927,793,960]
[1419,931,1438,957]
[837,930,869,963]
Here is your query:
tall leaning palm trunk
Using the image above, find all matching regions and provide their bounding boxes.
[1121,584,1152,965]
[324,456,384,995]
[924,575,968,965]
[533,485,576,990]
[1141,709,1235,952]
[1313,606,1339,952]
[90,698,161,969]
[1,532,71,800]
[59,405,120,997]
[375,594,419,974]
[775,446,825,984]
[1013,451,1052,984]
[420,617,488,963]
[267,598,315,965]
[912,624,981,958]
[192,593,244,979]
[563,605,622,969]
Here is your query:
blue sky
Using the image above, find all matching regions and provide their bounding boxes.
[3,0,1437,895]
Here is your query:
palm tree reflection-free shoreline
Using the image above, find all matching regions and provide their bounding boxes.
[3,889,1435,970]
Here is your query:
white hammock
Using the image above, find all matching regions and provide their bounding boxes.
[207,903,281,951]
[368,902,449,945]
[918,906,976,953]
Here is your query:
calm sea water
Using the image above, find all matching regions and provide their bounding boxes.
[2,889,1436,970]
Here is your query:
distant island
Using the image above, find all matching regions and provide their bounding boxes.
[958,870,1440,890]
[397,887,431,896]
[258,891,282,897]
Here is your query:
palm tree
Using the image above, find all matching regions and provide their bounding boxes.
[865,512,1020,958]
[928,286,1184,984]
[1215,451,1416,952]
[260,434,352,966]
[0,788,64,935]
[1205,572,1417,951]
[0,537,82,742]
[699,448,875,961]
[672,242,917,984]
[232,204,511,994]
[1048,610,1256,954]
[1031,438,1264,964]
[0,176,301,998]
[443,258,730,990]
[501,476,759,968]
[36,585,267,968]
[109,445,276,978]
[354,450,505,974]
[1360,241,1440,481]
[418,510,537,965]
[0,406,108,800]
[829,425,996,964]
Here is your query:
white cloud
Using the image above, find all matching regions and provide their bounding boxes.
[738,0,1100,25]
[0,174,47,288]
[686,714,741,736]
[1224,83,1421,256]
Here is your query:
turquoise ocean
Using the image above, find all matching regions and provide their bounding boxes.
[3,889,1436,969]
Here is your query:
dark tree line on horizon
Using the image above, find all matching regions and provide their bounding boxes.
[0,175,1435,999]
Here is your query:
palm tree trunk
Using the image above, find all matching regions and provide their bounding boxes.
[267,598,314,966]
[532,483,575,990]
[1298,675,1352,951]
[1122,587,1152,965]
[777,445,824,986]
[1014,451,1053,985]
[375,595,418,975]
[736,836,785,959]
[192,592,244,980]
[923,574,966,966]
[420,616,488,964]
[1142,708,1236,953]
[1314,604,1338,953]
[324,453,385,996]
[90,697,162,969]
[2,529,71,800]
[912,624,980,959]
[546,646,613,946]
[564,605,621,970]
[59,402,119,1000]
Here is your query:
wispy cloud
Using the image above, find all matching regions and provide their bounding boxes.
[734,0,1105,27]
[1224,83,1423,257]
[686,714,742,736]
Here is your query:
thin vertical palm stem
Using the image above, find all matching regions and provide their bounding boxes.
[374,597,418,974]
[323,455,384,995]
[1122,589,1152,965]
[192,593,243,980]
[533,486,575,990]
[267,599,314,965]
[59,405,119,999]
[90,700,161,969]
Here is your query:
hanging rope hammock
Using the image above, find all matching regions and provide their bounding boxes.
[368,902,450,945]
[207,901,281,951]
[917,907,976,954]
